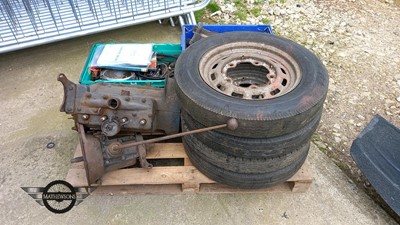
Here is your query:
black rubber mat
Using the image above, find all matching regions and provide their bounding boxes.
[350,115,400,215]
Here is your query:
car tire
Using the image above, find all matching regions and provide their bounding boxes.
[181,110,321,159]
[175,32,328,138]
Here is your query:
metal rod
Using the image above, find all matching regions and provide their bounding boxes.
[113,123,228,150]
[189,11,196,25]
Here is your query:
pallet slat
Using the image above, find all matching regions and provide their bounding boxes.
[66,143,312,194]
[100,166,214,185]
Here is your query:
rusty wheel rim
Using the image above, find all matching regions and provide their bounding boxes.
[199,42,302,100]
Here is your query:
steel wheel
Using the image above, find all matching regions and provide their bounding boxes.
[199,42,301,100]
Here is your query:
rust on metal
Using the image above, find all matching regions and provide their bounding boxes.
[136,135,153,169]
[77,124,104,185]
[58,74,181,135]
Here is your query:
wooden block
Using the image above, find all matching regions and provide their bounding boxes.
[183,158,193,166]
[182,183,200,193]
[287,163,312,182]
[146,143,187,159]
[73,144,83,158]
[290,182,311,192]
[66,168,88,187]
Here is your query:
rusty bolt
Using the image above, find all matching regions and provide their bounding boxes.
[100,116,108,121]
[67,107,72,112]
[148,114,153,118]
[121,117,128,123]
[103,95,108,100]
[139,119,147,125]
[132,113,137,117]
[68,85,74,91]
[77,108,81,112]
[125,97,130,101]
[82,114,89,120]
[86,93,92,98]
[141,98,146,103]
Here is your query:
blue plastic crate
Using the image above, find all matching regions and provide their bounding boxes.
[181,24,273,50]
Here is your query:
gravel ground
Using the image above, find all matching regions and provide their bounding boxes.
[200,0,400,219]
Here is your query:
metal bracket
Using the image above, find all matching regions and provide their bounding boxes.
[136,135,153,170]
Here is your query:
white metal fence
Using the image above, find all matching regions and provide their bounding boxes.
[0,0,209,53]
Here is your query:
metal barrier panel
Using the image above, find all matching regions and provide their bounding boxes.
[0,0,210,53]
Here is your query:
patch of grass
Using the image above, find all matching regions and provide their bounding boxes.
[233,0,246,8]
[312,134,327,153]
[232,0,248,21]
[311,134,319,141]
[269,0,286,3]
[234,11,247,20]
[261,18,271,24]
[254,0,265,5]
[207,1,220,13]
[318,146,327,153]
[250,7,262,17]
[335,161,348,171]
[194,8,206,22]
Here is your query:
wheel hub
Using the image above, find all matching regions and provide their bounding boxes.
[199,42,301,100]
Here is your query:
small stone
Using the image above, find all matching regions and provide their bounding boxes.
[328,82,336,91]
[314,141,326,148]
[333,124,341,130]
[348,119,355,124]
[385,99,396,104]
[333,132,341,137]
[248,17,257,24]
[335,137,342,143]
[361,92,370,97]
[357,115,365,120]
[337,51,347,57]
[273,19,282,25]
[386,111,393,116]
[397,96,400,102]
[356,123,362,127]
[210,11,222,16]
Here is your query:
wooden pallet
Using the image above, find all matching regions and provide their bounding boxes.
[66,143,312,195]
